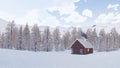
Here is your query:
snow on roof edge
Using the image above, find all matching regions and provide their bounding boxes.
[71,37,93,48]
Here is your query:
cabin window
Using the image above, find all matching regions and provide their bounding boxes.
[87,49,90,52]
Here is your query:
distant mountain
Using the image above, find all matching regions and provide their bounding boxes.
[0,18,8,32]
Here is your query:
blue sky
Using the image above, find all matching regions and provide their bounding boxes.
[0,0,120,26]
[76,0,120,14]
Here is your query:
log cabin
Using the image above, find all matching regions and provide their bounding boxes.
[71,38,93,55]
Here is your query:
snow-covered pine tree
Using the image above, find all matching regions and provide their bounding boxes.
[17,26,23,50]
[86,28,93,46]
[70,27,77,44]
[31,24,41,51]
[98,29,106,52]
[0,33,1,48]
[92,28,98,50]
[23,24,30,50]
[0,33,5,48]
[110,28,119,50]
[52,27,61,51]
[42,26,52,52]
[62,31,71,49]
[117,35,120,48]
[5,21,17,49]
[105,33,111,51]
[12,26,18,49]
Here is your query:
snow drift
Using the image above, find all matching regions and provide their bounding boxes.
[0,49,119,68]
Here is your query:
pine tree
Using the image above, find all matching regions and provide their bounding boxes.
[62,31,71,49]
[105,33,111,51]
[5,20,17,49]
[52,27,61,51]
[117,35,120,48]
[70,27,77,44]
[42,26,52,52]
[31,24,41,51]
[1,33,5,48]
[23,24,30,50]
[110,28,119,50]
[98,29,106,52]
[86,28,93,46]
[17,26,23,50]
[0,33,3,48]
[92,29,98,50]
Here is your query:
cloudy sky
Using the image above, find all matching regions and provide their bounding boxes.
[0,0,120,27]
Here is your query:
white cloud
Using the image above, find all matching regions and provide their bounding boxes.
[65,12,87,24]
[48,0,80,15]
[107,4,120,11]
[95,4,120,24]
[0,0,89,27]
[47,0,89,26]
[16,9,61,26]
[16,0,88,27]
[82,9,93,18]
[94,12,120,24]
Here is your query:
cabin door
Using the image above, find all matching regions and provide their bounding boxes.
[80,49,83,54]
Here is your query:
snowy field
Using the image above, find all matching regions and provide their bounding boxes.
[0,49,120,68]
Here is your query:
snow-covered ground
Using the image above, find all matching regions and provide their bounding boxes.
[0,49,119,68]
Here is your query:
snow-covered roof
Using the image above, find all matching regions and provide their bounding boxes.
[77,38,93,48]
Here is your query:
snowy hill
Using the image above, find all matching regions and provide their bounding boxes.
[0,49,120,68]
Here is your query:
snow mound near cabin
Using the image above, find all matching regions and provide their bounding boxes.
[0,49,120,68]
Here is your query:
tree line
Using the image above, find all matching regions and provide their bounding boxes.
[0,21,120,52]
